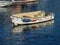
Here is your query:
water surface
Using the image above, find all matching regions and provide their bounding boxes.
[0,0,60,45]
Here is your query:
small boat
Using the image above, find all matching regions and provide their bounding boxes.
[0,0,38,7]
[12,0,38,4]
[10,11,54,26]
[0,1,12,7]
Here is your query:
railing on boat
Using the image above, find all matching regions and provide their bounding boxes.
[0,0,38,4]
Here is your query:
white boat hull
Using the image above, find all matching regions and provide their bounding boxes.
[10,14,54,26]
[0,1,12,7]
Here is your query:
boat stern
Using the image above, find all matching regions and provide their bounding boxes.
[10,16,23,24]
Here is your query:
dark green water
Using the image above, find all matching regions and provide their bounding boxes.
[0,0,60,45]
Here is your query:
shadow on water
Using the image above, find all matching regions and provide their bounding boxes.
[12,20,54,33]
[10,20,54,45]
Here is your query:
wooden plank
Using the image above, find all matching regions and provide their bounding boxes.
[12,11,45,18]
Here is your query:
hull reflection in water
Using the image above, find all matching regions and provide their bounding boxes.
[13,20,54,33]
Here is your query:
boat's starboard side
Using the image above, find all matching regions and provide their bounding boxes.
[10,13,54,25]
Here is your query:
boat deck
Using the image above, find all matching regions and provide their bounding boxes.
[12,11,45,18]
